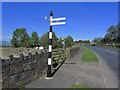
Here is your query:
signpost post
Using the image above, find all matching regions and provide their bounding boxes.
[46,11,66,78]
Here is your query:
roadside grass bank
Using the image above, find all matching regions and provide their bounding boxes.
[68,84,92,90]
[82,46,98,62]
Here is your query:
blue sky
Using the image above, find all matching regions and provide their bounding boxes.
[2,2,118,41]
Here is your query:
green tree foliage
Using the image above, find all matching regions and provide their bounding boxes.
[11,28,76,48]
[65,36,73,47]
[78,40,82,43]
[39,32,58,49]
[82,40,90,44]
[27,37,33,47]
[92,23,120,44]
[57,38,63,48]
[117,23,120,43]
[103,24,119,44]
[31,32,39,46]
[11,28,30,47]
[93,37,102,44]
[75,40,90,45]
[52,32,58,48]
[39,32,48,48]
[105,25,115,44]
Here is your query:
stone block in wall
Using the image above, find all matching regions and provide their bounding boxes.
[34,73,40,79]
[42,64,46,70]
[2,77,10,88]
[28,52,32,59]
[30,55,36,63]
[9,74,18,86]
[35,53,41,59]
[36,66,42,74]
[39,60,43,66]
[32,74,38,80]
[24,55,29,61]
[16,64,24,74]
[19,60,25,67]
[32,63,38,70]
[24,71,30,79]
[9,82,18,88]
[9,56,19,65]
[2,65,10,78]
[23,61,31,71]
[2,81,9,88]
[17,72,26,81]
[17,79,26,88]
[29,75,34,83]
[22,77,31,87]
[9,64,17,76]
[30,69,36,76]
[2,59,10,66]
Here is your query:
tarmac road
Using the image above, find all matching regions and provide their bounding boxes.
[86,46,118,88]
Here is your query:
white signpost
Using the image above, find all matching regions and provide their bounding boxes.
[50,17,66,26]
[46,11,66,78]
[51,22,66,26]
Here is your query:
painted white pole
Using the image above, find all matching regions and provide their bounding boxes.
[47,11,53,78]
[46,12,66,78]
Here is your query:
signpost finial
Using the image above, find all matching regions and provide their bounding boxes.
[50,11,53,16]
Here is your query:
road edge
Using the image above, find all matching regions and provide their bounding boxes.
[90,49,108,88]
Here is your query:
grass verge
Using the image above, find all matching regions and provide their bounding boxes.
[82,46,98,62]
[68,84,92,90]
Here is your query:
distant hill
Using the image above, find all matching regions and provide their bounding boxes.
[0,41,11,46]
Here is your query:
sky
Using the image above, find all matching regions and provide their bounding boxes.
[2,2,118,41]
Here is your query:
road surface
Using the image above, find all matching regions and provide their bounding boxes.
[86,46,118,88]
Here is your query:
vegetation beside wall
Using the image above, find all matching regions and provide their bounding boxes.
[10,28,74,49]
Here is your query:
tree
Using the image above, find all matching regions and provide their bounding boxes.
[31,32,39,46]
[57,38,63,48]
[11,28,30,47]
[100,38,106,44]
[117,23,120,43]
[106,25,115,44]
[92,37,102,44]
[65,36,73,47]
[92,23,120,45]
[39,32,58,49]
[26,37,34,47]
[52,32,58,48]
[78,40,82,44]
[103,25,119,44]
[39,32,48,48]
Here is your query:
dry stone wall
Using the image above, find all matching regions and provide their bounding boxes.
[1,48,48,88]
[65,46,80,60]
[0,46,80,89]
[69,46,80,58]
